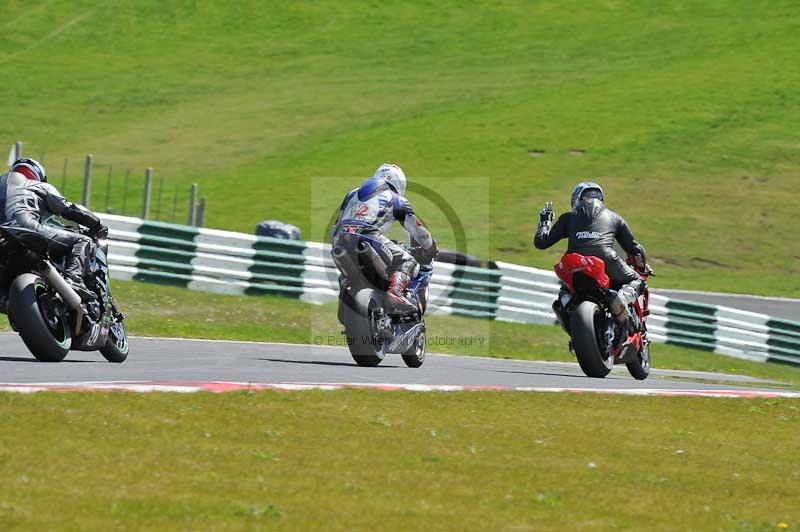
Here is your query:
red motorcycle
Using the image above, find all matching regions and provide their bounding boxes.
[553,253,652,379]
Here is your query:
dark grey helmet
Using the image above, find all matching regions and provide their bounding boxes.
[570,181,603,208]
[572,181,605,221]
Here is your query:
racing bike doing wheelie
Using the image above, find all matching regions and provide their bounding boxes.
[332,233,433,368]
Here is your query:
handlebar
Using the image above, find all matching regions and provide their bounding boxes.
[71,225,108,240]
[409,245,436,267]
[626,256,655,278]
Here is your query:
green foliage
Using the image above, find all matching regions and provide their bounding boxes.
[1,1,799,295]
[0,391,798,529]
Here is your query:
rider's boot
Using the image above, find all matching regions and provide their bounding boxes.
[65,273,96,302]
[609,290,641,360]
[63,246,96,302]
[617,317,641,362]
[609,291,635,332]
[386,271,416,313]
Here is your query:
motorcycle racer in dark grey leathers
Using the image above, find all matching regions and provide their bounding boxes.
[0,158,107,300]
[534,181,650,334]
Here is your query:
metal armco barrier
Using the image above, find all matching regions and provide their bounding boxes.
[100,214,800,366]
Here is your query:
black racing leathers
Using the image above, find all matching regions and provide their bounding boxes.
[534,198,647,327]
[534,198,645,287]
[1,171,103,283]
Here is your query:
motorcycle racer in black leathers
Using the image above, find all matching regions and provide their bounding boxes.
[534,181,649,333]
[0,158,107,300]
[332,163,438,311]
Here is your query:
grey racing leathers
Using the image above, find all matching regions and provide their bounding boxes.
[332,178,435,281]
[0,171,103,283]
[534,197,647,326]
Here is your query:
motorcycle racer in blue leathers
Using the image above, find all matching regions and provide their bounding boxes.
[332,163,438,311]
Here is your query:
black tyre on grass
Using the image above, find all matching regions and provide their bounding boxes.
[570,301,613,378]
[8,273,71,362]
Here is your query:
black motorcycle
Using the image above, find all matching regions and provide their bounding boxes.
[332,233,433,368]
[0,221,129,362]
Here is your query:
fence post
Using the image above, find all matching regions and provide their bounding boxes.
[156,175,164,221]
[82,154,93,207]
[61,158,68,193]
[188,183,198,226]
[196,197,206,227]
[122,169,130,216]
[104,165,113,213]
[142,167,153,219]
[171,184,178,222]
[14,141,22,160]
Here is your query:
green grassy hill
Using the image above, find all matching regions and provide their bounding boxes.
[2,1,799,295]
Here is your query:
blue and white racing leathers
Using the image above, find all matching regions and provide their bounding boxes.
[331,178,435,279]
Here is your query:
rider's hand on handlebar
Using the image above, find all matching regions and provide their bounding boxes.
[424,241,439,264]
[413,241,438,265]
[539,201,554,225]
[92,225,109,239]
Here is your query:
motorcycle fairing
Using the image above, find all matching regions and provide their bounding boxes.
[555,253,610,292]
[0,224,51,256]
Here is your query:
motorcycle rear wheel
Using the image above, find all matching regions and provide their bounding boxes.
[342,290,386,367]
[9,273,71,362]
[571,301,613,378]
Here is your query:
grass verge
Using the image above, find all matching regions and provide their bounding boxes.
[0,391,797,530]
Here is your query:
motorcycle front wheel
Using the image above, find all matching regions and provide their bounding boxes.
[100,320,129,363]
[9,273,72,362]
[626,338,650,380]
[570,301,614,378]
[401,323,426,368]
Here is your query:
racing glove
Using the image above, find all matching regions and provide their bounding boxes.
[63,203,103,234]
[93,225,109,239]
[538,201,554,228]
[421,240,439,264]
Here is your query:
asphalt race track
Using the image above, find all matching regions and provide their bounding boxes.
[1,333,798,397]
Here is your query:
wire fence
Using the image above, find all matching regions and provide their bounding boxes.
[8,143,205,226]
[59,158,198,224]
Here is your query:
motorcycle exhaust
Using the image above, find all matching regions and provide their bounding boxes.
[357,241,388,277]
[40,261,84,334]
[331,245,359,278]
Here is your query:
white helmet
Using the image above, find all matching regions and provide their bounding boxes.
[373,163,406,196]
